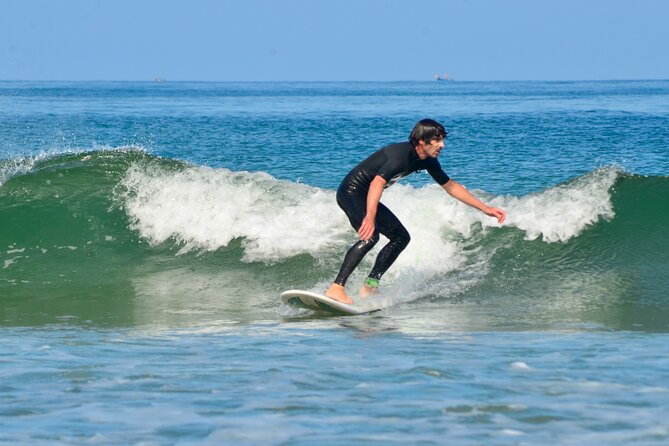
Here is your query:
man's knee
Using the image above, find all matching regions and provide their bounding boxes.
[356,232,379,253]
[394,228,411,250]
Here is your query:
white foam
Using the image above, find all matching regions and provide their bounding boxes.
[492,168,619,243]
[381,185,483,279]
[119,164,620,302]
[3,257,20,269]
[501,429,525,436]
[119,164,351,261]
[510,361,532,370]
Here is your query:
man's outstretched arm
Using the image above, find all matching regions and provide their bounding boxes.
[442,180,506,224]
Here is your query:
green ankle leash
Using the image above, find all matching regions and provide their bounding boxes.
[364,278,379,288]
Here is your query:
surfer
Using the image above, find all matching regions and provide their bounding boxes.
[325,119,506,304]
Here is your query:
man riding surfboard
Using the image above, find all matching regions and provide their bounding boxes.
[325,119,506,304]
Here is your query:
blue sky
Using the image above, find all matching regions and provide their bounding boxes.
[1,0,668,81]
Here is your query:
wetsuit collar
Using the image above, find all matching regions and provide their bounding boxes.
[410,143,423,161]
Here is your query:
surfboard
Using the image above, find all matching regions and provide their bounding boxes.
[280,289,371,315]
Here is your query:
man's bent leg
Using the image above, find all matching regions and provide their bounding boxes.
[368,228,410,279]
[361,204,411,297]
[333,235,380,286]
[326,189,379,304]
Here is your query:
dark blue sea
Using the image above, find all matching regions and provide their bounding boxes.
[1,80,669,444]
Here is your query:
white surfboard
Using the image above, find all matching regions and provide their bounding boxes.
[280,289,373,315]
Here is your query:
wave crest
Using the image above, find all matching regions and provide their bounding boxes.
[119,163,351,261]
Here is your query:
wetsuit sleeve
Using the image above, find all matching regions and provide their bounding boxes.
[426,158,450,185]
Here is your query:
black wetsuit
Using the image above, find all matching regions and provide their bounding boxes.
[334,141,450,286]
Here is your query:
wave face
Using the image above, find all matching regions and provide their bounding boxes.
[1,150,667,330]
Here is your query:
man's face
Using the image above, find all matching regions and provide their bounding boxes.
[420,138,445,158]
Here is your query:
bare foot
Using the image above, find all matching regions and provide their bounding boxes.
[324,283,353,304]
[358,284,379,299]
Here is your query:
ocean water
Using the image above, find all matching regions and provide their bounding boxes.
[1,80,668,444]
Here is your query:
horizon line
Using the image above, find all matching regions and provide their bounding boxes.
[1,77,668,84]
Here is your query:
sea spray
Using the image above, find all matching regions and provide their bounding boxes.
[494,168,619,242]
[118,162,351,260]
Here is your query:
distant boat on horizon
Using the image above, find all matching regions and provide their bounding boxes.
[434,73,454,82]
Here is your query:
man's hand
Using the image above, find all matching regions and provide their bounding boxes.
[484,206,506,224]
[358,215,376,241]
[443,180,506,224]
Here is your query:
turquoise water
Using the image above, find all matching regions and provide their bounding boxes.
[1,80,669,444]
